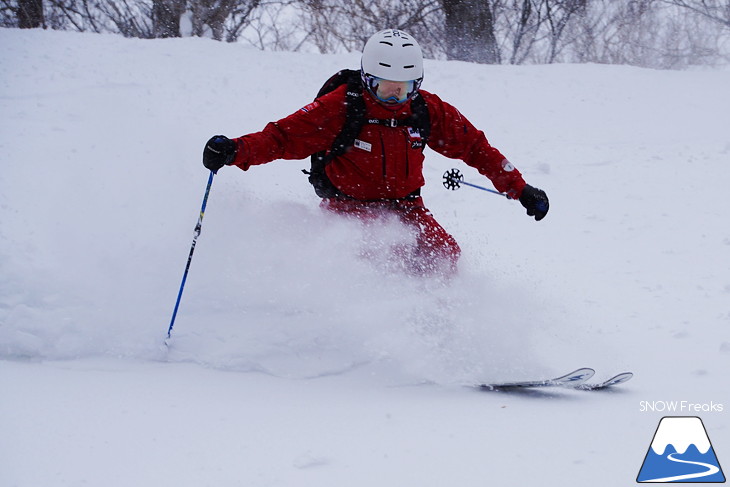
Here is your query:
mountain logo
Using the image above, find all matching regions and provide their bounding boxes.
[637,416,725,483]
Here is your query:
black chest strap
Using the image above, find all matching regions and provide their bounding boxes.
[305,70,431,199]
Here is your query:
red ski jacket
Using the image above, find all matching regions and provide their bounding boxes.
[231,85,527,201]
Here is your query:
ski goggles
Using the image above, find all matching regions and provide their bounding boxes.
[363,74,421,104]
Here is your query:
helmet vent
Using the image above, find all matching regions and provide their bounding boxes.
[403,43,414,47]
[403,65,415,69]
[379,41,394,46]
[379,62,392,67]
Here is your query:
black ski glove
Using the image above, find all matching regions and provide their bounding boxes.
[203,135,237,172]
[519,184,549,221]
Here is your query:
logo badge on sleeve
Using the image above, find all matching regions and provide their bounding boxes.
[300,100,321,113]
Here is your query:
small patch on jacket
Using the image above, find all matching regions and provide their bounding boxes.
[300,101,321,113]
[407,127,424,149]
[354,139,372,152]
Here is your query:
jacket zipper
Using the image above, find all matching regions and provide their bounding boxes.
[404,130,410,178]
[380,133,387,179]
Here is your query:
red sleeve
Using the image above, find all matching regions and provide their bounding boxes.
[230,86,347,170]
[421,91,526,198]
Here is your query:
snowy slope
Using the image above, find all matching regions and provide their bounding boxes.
[1,28,729,486]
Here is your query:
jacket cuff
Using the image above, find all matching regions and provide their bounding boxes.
[505,179,527,200]
[231,138,250,170]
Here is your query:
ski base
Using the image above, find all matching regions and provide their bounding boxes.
[478,368,632,392]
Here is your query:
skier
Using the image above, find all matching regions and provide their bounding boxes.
[202,29,548,276]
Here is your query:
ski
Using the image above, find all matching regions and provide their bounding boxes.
[478,368,633,392]
[478,367,595,391]
[574,372,633,391]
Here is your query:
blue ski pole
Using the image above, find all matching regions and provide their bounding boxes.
[166,170,216,340]
[442,168,507,197]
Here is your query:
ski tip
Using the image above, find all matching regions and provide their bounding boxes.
[576,371,634,390]
[606,371,634,385]
[553,367,595,384]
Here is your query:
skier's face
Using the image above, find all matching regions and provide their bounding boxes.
[374,79,414,104]
[365,75,418,105]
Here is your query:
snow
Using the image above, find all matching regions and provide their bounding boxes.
[1,27,729,486]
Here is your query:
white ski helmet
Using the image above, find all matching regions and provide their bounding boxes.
[361,29,424,81]
[361,29,423,104]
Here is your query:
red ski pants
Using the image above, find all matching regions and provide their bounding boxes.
[320,196,461,275]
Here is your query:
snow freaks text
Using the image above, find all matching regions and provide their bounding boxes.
[639,401,724,413]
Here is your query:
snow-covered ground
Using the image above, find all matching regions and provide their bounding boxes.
[1,28,729,486]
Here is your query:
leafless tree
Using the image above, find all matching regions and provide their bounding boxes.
[42,0,155,37]
[151,0,184,37]
[542,0,587,63]
[17,0,44,27]
[187,0,261,41]
[503,0,540,64]
[297,0,444,57]
[1,0,44,27]
[437,0,588,65]
[1,0,727,68]
[441,0,501,63]
[242,1,308,50]
[45,0,105,32]
[560,0,726,68]
[222,0,261,41]
[661,0,730,28]
[32,0,261,40]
